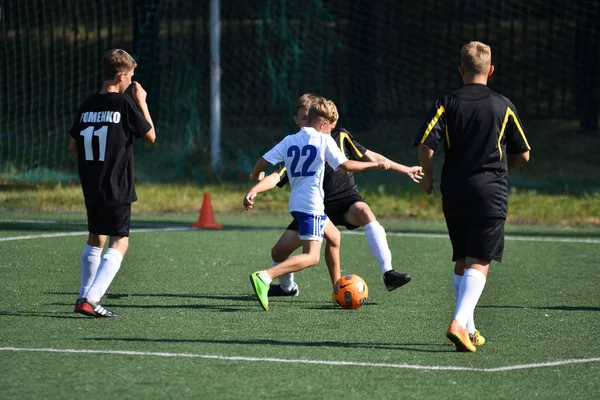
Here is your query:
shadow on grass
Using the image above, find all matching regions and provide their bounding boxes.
[306,303,379,310]
[48,291,260,302]
[479,305,600,312]
[0,310,80,319]
[48,292,323,305]
[49,301,253,313]
[84,337,453,353]
[47,292,379,313]
[48,290,275,312]
[48,292,599,313]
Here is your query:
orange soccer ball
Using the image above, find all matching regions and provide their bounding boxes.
[333,274,369,309]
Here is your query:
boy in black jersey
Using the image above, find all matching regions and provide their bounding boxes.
[251,94,423,297]
[68,49,156,318]
[415,41,530,351]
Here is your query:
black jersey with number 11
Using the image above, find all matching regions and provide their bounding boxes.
[69,93,152,206]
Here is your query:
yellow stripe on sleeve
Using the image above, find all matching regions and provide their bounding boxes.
[498,107,531,160]
[511,111,531,150]
[419,105,445,144]
[339,132,364,158]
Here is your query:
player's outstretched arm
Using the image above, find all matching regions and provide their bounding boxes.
[417,144,434,194]
[253,173,281,192]
[363,150,423,183]
[338,159,390,173]
[392,164,424,183]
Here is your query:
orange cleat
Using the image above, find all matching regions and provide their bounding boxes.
[446,319,476,352]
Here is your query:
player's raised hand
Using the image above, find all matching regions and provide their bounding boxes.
[243,190,257,210]
[406,166,424,183]
[131,81,148,104]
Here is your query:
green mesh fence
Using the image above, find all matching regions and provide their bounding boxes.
[1,0,599,191]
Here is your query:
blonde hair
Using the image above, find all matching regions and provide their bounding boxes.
[307,97,339,126]
[293,93,318,117]
[461,41,491,75]
[102,49,137,81]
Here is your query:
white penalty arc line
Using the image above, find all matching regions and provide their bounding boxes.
[1,347,599,372]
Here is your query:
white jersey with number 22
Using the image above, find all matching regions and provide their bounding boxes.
[263,126,348,215]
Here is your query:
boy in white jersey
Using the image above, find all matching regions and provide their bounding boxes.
[244,97,389,310]
[261,93,422,297]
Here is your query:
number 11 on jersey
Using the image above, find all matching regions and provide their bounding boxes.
[80,126,108,161]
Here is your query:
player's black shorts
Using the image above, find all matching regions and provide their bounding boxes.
[285,192,363,232]
[86,203,131,237]
[445,217,505,262]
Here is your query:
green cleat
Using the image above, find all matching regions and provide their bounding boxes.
[250,271,270,311]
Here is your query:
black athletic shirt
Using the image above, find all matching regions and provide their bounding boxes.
[69,93,152,206]
[276,127,368,205]
[414,84,531,218]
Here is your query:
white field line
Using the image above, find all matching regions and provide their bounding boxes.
[0,347,598,372]
[0,227,192,242]
[0,219,185,226]
[1,219,599,244]
[0,218,87,224]
[344,230,600,244]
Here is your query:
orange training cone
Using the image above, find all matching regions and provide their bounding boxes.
[190,193,223,229]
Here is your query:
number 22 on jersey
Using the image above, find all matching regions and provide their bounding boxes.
[80,126,108,161]
[287,145,317,177]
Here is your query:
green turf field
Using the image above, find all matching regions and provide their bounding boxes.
[1,213,599,399]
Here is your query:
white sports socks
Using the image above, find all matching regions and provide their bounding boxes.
[258,270,273,285]
[452,272,477,334]
[453,268,487,329]
[274,259,296,292]
[278,273,296,292]
[363,221,392,274]
[84,248,124,304]
[452,273,462,299]
[78,244,103,298]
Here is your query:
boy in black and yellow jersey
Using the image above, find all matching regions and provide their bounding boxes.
[415,41,531,352]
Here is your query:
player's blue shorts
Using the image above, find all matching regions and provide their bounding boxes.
[290,211,328,241]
